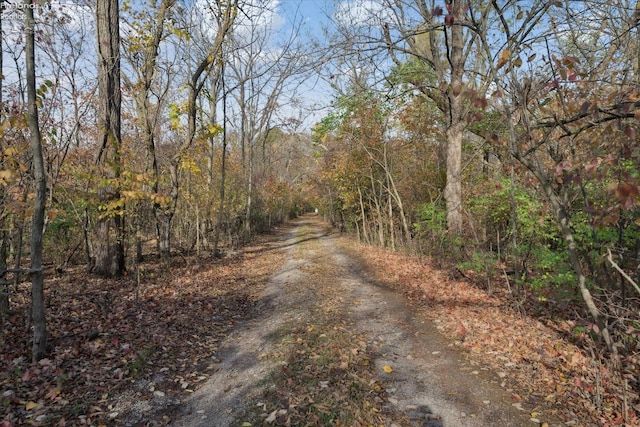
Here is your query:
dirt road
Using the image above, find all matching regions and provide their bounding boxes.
[175,216,536,426]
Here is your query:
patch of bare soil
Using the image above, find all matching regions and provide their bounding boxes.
[175,216,555,426]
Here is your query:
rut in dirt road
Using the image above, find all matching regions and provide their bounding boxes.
[176,216,538,426]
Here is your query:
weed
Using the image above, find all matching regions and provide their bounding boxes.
[126,346,155,378]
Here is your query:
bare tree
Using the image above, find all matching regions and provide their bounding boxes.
[225,3,311,237]
[156,0,237,259]
[121,0,176,259]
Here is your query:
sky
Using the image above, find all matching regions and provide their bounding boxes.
[270,0,339,128]
[279,0,332,35]
[0,0,351,133]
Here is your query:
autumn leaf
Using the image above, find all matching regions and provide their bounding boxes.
[383,365,393,373]
[513,56,523,67]
[614,183,639,208]
[624,126,637,140]
[473,97,488,108]
[25,400,38,410]
[444,14,454,26]
[45,387,61,400]
[497,50,511,69]
[0,170,13,183]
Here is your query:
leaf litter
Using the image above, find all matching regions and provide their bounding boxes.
[182,218,539,426]
[4,216,634,426]
[341,238,640,426]
[1,231,286,426]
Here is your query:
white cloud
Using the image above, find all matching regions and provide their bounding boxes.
[334,0,390,27]
[188,0,284,44]
[48,0,94,33]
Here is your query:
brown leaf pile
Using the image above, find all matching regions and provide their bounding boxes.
[1,233,286,427]
[340,238,640,426]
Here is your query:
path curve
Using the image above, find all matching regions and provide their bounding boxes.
[175,216,534,426]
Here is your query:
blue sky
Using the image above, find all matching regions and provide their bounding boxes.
[278,0,333,36]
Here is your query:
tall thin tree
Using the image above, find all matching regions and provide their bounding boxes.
[25,0,47,361]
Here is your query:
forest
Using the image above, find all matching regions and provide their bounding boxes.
[1,0,640,425]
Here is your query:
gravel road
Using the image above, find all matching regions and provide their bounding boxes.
[175,216,536,427]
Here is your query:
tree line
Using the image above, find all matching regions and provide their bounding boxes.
[0,0,317,362]
[312,0,640,372]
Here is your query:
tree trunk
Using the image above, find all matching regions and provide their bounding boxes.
[95,0,125,277]
[12,189,27,289]
[213,71,228,257]
[370,173,384,246]
[357,185,369,244]
[135,228,143,262]
[388,190,395,251]
[25,0,47,361]
[443,0,465,235]
[0,226,8,319]
[0,6,7,320]
[83,207,93,271]
[444,120,464,234]
[158,209,173,260]
[383,142,411,243]
[245,141,253,239]
[552,188,614,353]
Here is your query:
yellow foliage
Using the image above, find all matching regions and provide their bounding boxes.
[0,170,13,185]
[200,123,223,139]
[181,158,201,174]
[497,49,511,69]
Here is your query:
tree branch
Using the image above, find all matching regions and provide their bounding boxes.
[606,248,640,297]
